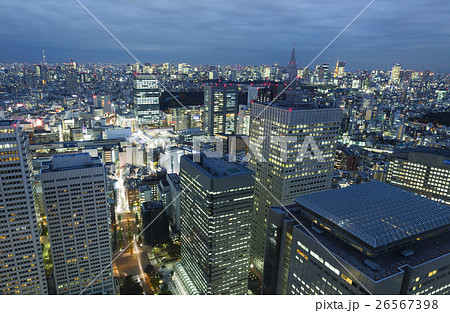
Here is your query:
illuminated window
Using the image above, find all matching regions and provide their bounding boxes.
[341,273,352,285]
[297,249,308,260]
[428,270,437,277]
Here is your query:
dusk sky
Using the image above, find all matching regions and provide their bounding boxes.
[0,0,449,71]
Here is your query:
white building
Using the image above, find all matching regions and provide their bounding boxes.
[159,147,186,174]
[0,120,48,295]
[41,153,114,295]
[119,144,146,168]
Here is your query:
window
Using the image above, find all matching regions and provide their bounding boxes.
[297,249,308,260]
[310,250,323,263]
[341,273,352,285]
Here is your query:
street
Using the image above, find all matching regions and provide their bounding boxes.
[112,167,153,295]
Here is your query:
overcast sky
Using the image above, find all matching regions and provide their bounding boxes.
[0,0,449,71]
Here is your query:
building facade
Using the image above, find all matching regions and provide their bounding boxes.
[390,63,402,83]
[263,181,450,295]
[178,154,254,294]
[204,85,238,136]
[0,120,48,294]
[141,201,169,246]
[133,74,160,128]
[166,173,181,234]
[248,101,341,277]
[41,153,114,295]
[386,147,450,206]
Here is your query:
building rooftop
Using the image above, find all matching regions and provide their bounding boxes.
[253,99,340,111]
[0,120,19,127]
[393,147,450,158]
[167,173,181,191]
[294,181,450,249]
[141,201,164,212]
[182,153,253,178]
[41,153,103,173]
[288,209,450,281]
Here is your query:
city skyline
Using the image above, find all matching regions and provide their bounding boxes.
[0,0,449,71]
[0,0,449,300]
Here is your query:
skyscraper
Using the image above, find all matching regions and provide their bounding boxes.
[41,153,114,295]
[0,120,48,295]
[263,181,450,295]
[141,201,169,246]
[178,154,254,294]
[204,84,238,136]
[133,74,160,128]
[286,42,298,86]
[386,147,450,205]
[390,63,402,83]
[334,60,346,78]
[64,59,78,94]
[248,101,341,277]
[321,63,330,81]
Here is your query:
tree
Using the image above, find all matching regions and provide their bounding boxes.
[120,276,143,295]
[144,264,153,275]
[159,283,172,295]
[145,266,163,293]
[41,224,48,236]
[167,243,180,258]
[112,229,118,251]
[135,212,139,224]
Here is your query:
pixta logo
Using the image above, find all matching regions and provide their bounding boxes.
[192,135,326,163]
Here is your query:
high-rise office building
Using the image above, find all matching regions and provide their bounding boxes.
[41,153,114,295]
[141,201,169,246]
[334,60,346,78]
[248,101,341,277]
[204,84,238,136]
[390,63,402,83]
[166,173,181,233]
[133,74,160,128]
[321,63,330,81]
[263,181,450,295]
[178,154,254,294]
[386,147,450,205]
[0,120,48,295]
[64,59,78,94]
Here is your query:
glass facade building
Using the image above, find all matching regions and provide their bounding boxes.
[133,74,160,127]
[248,101,341,277]
[204,85,238,136]
[178,154,254,294]
[263,181,450,295]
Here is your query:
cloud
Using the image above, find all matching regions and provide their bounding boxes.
[0,0,449,71]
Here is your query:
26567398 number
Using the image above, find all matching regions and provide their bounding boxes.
[375,300,438,310]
